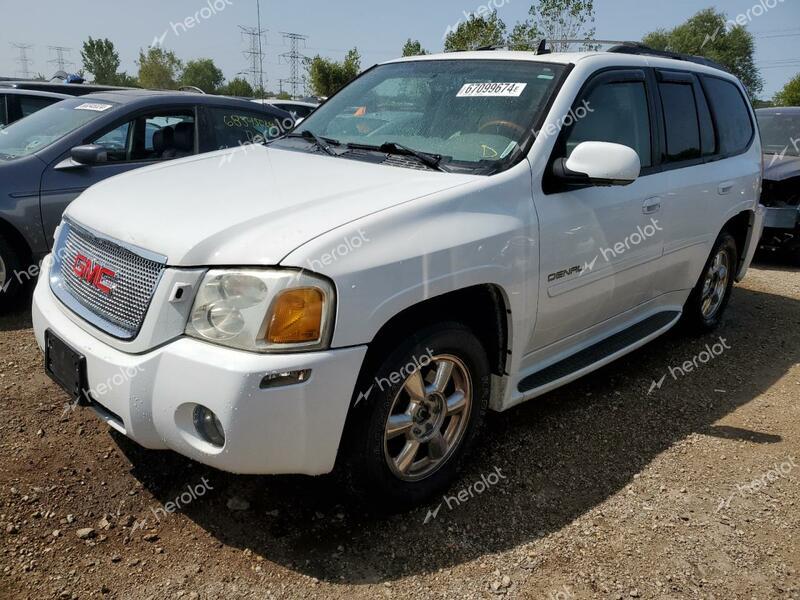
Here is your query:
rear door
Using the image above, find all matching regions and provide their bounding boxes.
[529,68,668,351]
[39,107,197,246]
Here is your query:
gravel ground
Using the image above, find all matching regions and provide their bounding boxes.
[1,260,798,599]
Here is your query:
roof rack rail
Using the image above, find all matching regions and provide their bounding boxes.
[534,39,730,73]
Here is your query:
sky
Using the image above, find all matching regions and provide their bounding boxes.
[0,0,798,98]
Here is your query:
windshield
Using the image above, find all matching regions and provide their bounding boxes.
[0,98,117,160]
[293,59,565,173]
[757,112,800,157]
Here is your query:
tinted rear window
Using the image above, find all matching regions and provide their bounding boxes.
[659,82,701,163]
[702,77,753,156]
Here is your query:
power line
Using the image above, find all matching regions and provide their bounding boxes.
[11,43,34,79]
[279,32,309,99]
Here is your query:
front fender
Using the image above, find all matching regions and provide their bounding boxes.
[280,162,539,352]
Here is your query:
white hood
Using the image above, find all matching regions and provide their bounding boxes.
[65,146,478,266]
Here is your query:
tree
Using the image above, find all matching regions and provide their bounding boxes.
[136,47,182,90]
[276,91,292,100]
[402,39,428,57]
[81,37,121,85]
[219,77,254,97]
[643,8,763,98]
[774,74,800,106]
[180,58,224,93]
[508,0,595,52]
[444,13,507,53]
[307,48,361,97]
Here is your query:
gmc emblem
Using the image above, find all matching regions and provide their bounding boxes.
[72,254,116,295]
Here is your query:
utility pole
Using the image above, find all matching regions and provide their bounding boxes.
[279,32,308,99]
[11,43,34,79]
[239,0,266,96]
[48,46,74,73]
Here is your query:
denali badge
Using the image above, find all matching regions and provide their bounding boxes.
[72,254,116,295]
[548,266,582,282]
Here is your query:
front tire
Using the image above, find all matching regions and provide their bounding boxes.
[682,232,738,333]
[347,322,490,509]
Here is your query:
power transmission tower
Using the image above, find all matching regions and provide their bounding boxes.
[239,26,266,92]
[48,46,74,73]
[11,43,34,79]
[279,32,308,99]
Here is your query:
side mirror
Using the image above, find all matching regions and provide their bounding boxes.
[553,141,641,187]
[70,144,108,166]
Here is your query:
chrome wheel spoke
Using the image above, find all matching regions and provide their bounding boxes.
[404,370,426,403]
[428,432,447,461]
[386,413,414,440]
[395,440,420,474]
[429,361,454,395]
[446,391,467,415]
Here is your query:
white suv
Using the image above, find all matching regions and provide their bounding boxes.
[32,46,765,506]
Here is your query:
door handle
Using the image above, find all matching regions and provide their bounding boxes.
[642,197,661,215]
[718,182,734,195]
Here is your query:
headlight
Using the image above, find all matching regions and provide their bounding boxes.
[185,269,335,353]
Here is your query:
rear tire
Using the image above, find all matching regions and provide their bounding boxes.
[345,322,490,510]
[0,235,25,313]
[682,232,738,333]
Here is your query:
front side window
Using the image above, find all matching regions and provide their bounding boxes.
[564,80,652,168]
[702,77,754,156]
[659,82,701,163]
[0,97,117,161]
[290,59,566,173]
[89,111,194,162]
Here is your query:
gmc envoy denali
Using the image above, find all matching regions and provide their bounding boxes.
[32,44,765,506]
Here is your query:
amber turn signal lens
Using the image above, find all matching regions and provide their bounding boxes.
[266,288,324,344]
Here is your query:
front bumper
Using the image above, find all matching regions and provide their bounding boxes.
[32,275,367,476]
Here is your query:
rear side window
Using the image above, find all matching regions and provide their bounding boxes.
[565,81,652,168]
[19,95,60,118]
[207,107,286,149]
[702,77,754,156]
[659,82,701,163]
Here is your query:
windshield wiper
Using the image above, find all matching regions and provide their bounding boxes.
[287,130,339,156]
[346,142,447,172]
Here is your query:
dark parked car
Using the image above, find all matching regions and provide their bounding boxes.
[0,90,293,308]
[757,107,800,263]
[0,88,69,128]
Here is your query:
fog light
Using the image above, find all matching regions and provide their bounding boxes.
[193,405,225,447]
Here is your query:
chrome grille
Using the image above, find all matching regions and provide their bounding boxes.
[50,220,166,340]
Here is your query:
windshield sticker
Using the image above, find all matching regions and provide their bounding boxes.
[457,83,527,98]
[74,103,113,112]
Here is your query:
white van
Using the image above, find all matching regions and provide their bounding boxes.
[32,44,764,507]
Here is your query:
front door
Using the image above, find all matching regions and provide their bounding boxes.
[529,68,668,353]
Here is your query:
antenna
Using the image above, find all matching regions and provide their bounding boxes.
[48,46,74,72]
[279,32,309,99]
[11,43,34,79]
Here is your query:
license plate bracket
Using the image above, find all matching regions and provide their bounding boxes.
[45,330,90,406]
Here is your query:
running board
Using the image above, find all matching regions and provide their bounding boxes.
[518,311,680,393]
